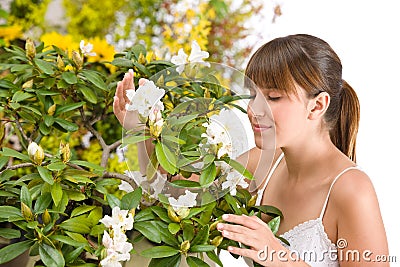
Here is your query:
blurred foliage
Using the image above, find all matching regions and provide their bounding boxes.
[2,0,266,68]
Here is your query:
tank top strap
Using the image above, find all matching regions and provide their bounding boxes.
[256,153,284,205]
[319,166,359,219]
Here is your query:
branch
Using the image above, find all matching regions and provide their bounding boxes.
[102,171,138,189]
[109,139,122,151]
[0,162,34,175]
[14,118,29,142]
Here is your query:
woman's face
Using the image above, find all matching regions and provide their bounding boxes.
[247,86,310,150]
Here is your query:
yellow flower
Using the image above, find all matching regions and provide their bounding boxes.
[0,25,23,46]
[40,32,79,56]
[86,37,116,72]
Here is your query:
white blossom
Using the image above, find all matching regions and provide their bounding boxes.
[118,181,134,193]
[171,48,188,74]
[81,131,93,148]
[80,40,96,57]
[188,40,210,67]
[168,190,198,211]
[27,142,40,157]
[170,40,210,74]
[125,79,165,117]
[100,206,134,231]
[221,170,249,196]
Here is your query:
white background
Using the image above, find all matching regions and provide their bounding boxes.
[252,0,400,262]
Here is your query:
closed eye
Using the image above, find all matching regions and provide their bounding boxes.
[267,96,281,101]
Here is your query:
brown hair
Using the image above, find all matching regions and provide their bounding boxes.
[245,34,360,161]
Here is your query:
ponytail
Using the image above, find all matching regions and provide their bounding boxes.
[329,80,360,162]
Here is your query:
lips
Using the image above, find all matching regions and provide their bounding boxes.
[251,123,272,132]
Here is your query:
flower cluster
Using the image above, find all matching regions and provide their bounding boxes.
[100,207,134,267]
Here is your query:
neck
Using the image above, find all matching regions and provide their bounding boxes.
[281,133,341,182]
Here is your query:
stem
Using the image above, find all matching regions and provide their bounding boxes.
[102,171,137,189]
[0,162,34,175]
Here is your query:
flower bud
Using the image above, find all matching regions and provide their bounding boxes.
[247,195,257,207]
[25,38,36,59]
[180,240,191,254]
[47,104,56,116]
[156,74,164,87]
[138,53,147,65]
[209,220,222,231]
[129,208,136,218]
[72,50,83,69]
[28,142,45,165]
[211,236,223,247]
[59,142,71,163]
[167,206,181,223]
[176,207,190,220]
[21,202,34,221]
[22,79,33,89]
[42,209,51,225]
[57,55,65,71]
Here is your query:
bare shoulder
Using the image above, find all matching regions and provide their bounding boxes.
[330,168,380,215]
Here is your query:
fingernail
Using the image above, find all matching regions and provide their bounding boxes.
[228,246,233,252]
[217,223,223,230]
[222,214,229,220]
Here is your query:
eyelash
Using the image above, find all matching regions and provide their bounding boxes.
[267,96,281,101]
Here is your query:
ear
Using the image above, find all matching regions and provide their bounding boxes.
[307,92,330,120]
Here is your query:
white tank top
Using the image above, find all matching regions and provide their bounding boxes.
[255,153,359,267]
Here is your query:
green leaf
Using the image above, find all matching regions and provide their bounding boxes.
[49,235,87,247]
[190,245,216,252]
[155,142,178,174]
[134,221,162,243]
[0,206,21,219]
[33,58,54,75]
[20,185,32,208]
[54,118,79,132]
[0,240,34,264]
[191,225,209,245]
[251,205,283,218]
[186,256,209,267]
[222,158,254,180]
[206,250,223,267]
[61,71,77,84]
[168,223,180,235]
[39,121,51,135]
[43,77,56,89]
[159,227,180,247]
[47,161,66,171]
[71,205,96,218]
[121,187,142,210]
[34,193,52,213]
[267,216,281,235]
[106,194,121,208]
[66,190,86,201]
[171,180,200,188]
[12,91,33,102]
[134,208,156,222]
[39,243,65,267]
[59,217,91,234]
[150,206,172,223]
[80,70,107,90]
[0,147,29,161]
[51,182,63,207]
[54,102,84,116]
[0,228,21,239]
[148,254,181,267]
[37,166,54,185]
[122,134,151,145]
[65,246,85,264]
[141,246,179,258]
[182,223,194,241]
[111,58,134,68]
[78,84,97,104]
[199,162,216,187]
[43,115,55,127]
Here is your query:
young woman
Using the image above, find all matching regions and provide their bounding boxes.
[113,34,389,266]
[216,34,389,266]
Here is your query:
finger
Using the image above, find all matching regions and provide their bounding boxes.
[122,69,135,92]
[222,214,260,230]
[116,81,127,110]
[221,229,256,248]
[226,246,260,262]
[217,223,253,236]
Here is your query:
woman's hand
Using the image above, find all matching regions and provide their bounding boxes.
[113,69,142,130]
[217,214,295,267]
